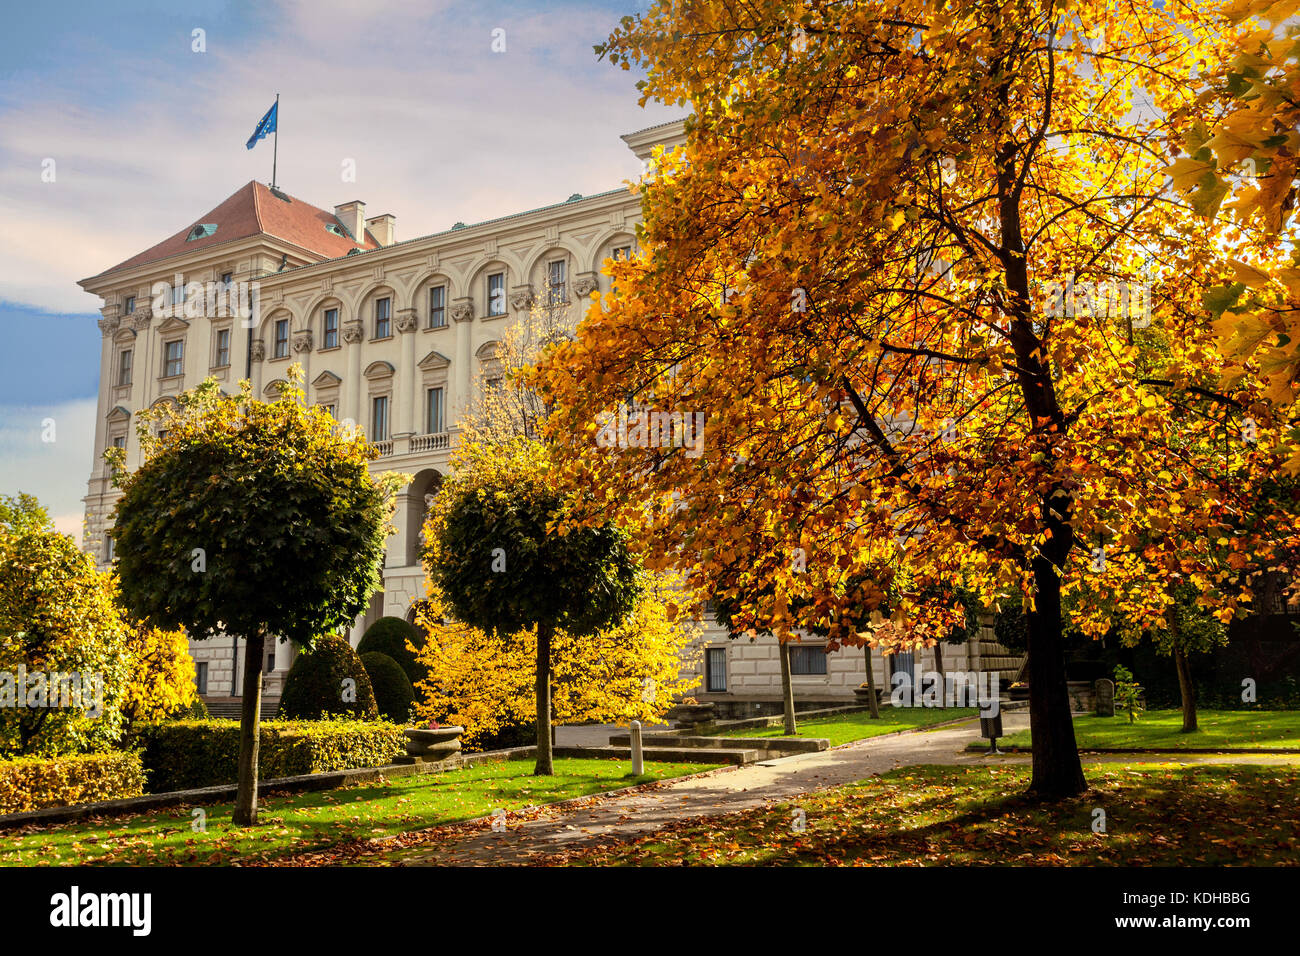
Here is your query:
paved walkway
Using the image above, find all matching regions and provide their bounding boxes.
[380,713,1299,865]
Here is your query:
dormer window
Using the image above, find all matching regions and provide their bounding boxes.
[325,222,352,239]
[186,223,217,241]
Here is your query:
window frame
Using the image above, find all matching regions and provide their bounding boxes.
[428,285,447,329]
[273,318,290,359]
[705,647,728,692]
[163,339,184,378]
[374,296,392,338]
[322,308,340,349]
[117,347,133,386]
[213,328,231,368]
[487,272,506,317]
[371,394,390,442]
[789,645,828,676]
[426,385,445,434]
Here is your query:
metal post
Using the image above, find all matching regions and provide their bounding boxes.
[630,719,644,776]
[271,93,279,190]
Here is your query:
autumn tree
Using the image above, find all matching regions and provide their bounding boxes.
[110,372,403,824]
[534,0,1295,798]
[411,576,698,749]
[0,494,131,756]
[119,625,202,728]
[423,438,642,774]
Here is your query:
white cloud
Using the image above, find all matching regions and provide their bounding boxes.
[0,397,98,545]
[0,1,678,313]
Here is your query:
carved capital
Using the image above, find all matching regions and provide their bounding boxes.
[450,300,474,323]
[131,309,153,330]
[509,286,534,311]
[342,320,365,344]
[98,316,120,336]
[396,308,418,333]
[250,339,266,362]
[572,274,599,298]
[292,329,314,353]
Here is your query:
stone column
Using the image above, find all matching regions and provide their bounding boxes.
[94,308,119,474]
[395,308,418,448]
[249,338,266,396]
[130,307,154,470]
[292,329,314,400]
[342,319,364,431]
[450,297,474,425]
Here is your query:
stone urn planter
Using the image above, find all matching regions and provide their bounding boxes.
[403,726,464,762]
[1008,684,1030,702]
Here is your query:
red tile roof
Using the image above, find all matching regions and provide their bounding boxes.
[93,181,379,278]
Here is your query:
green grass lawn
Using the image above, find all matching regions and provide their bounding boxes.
[710,707,978,746]
[0,757,712,867]
[968,709,1300,751]
[537,764,1300,866]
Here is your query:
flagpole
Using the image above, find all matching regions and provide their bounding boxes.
[271,93,279,190]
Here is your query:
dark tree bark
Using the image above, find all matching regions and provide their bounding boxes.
[1025,554,1088,799]
[933,641,946,708]
[779,640,797,735]
[863,644,881,718]
[1174,645,1198,733]
[232,630,265,826]
[534,622,554,775]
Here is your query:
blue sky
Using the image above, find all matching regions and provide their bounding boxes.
[0,0,671,538]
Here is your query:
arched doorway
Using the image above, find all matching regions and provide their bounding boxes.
[406,469,444,567]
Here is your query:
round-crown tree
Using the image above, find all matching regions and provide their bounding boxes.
[109,372,404,824]
[424,437,642,774]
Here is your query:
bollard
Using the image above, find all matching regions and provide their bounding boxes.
[630,719,644,776]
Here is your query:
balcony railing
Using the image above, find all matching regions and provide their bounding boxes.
[410,432,451,453]
[372,440,394,457]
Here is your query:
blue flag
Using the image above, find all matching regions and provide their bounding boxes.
[246,101,277,150]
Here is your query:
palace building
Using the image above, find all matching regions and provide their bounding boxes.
[78,118,1009,716]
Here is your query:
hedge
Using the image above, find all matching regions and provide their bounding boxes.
[0,751,146,815]
[132,719,406,793]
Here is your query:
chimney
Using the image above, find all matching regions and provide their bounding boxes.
[333,200,365,242]
[365,213,396,247]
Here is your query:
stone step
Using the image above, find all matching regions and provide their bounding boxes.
[609,733,828,754]
[553,745,757,765]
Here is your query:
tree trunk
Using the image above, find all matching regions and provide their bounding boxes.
[534,622,554,775]
[232,630,265,826]
[933,641,946,708]
[779,639,797,736]
[863,644,881,719]
[1174,645,1198,733]
[1026,558,1088,799]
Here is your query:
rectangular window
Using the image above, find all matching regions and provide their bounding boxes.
[274,319,289,358]
[112,435,126,450]
[220,272,233,287]
[117,348,133,386]
[375,297,392,338]
[123,295,136,314]
[426,386,444,434]
[321,403,336,419]
[487,272,505,316]
[195,662,208,696]
[170,283,186,307]
[323,308,339,348]
[548,259,567,305]
[214,328,231,367]
[613,245,632,261]
[706,647,727,692]
[266,649,276,671]
[429,285,447,328]
[790,645,828,676]
[372,395,389,442]
[164,340,184,377]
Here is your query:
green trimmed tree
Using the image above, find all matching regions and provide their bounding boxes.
[359,651,414,723]
[280,635,379,720]
[356,616,427,686]
[109,372,404,824]
[424,438,642,774]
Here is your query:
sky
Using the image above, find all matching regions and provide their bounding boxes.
[0,0,673,542]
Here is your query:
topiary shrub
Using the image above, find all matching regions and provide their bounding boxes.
[278,634,377,720]
[360,652,415,723]
[357,616,427,685]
